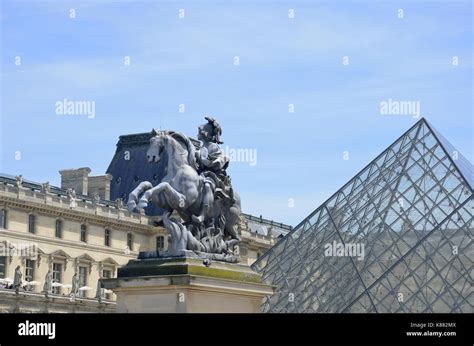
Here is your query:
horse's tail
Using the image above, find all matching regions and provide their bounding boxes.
[162,211,185,240]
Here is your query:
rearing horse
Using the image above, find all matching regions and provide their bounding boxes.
[127,131,241,247]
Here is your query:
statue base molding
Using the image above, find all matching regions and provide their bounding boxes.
[137,249,240,263]
[102,257,274,313]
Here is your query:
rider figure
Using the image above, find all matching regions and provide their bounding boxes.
[194,117,234,224]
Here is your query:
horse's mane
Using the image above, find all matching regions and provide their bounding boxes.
[167,131,197,169]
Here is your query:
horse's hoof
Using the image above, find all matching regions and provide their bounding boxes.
[127,201,137,212]
[192,215,204,224]
[137,201,148,210]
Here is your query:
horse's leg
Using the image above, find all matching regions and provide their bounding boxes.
[186,230,204,252]
[192,181,213,224]
[138,182,186,211]
[226,238,239,250]
[162,211,186,255]
[224,203,242,242]
[127,181,153,212]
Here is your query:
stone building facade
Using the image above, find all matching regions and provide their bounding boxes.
[0,171,290,313]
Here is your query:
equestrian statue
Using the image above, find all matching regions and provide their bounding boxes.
[127,117,242,262]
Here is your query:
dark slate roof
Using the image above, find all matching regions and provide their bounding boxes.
[105,131,203,215]
[105,131,293,236]
[106,131,168,215]
[243,213,292,237]
[0,130,294,235]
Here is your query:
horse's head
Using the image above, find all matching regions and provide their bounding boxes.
[147,129,197,169]
[147,131,166,163]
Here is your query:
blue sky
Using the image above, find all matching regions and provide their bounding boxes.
[1,0,472,226]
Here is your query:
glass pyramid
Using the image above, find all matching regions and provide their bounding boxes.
[252,118,473,313]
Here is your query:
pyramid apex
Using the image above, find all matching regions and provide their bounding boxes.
[253,118,473,313]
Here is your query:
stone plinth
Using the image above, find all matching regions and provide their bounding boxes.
[102,257,274,313]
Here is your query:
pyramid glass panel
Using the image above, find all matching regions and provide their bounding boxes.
[252,119,473,313]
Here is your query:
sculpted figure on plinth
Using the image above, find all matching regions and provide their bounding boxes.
[43,269,52,298]
[13,265,22,295]
[127,117,241,262]
[70,272,79,300]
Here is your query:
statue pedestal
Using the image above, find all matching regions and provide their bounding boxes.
[102,257,274,313]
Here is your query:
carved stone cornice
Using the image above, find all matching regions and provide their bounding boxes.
[0,229,140,258]
[0,194,162,235]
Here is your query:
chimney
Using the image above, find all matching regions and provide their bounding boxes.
[59,167,91,195]
[88,174,113,200]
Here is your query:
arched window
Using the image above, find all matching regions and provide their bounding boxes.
[55,219,62,238]
[127,233,133,251]
[0,209,7,229]
[104,228,111,247]
[28,214,36,234]
[80,224,87,242]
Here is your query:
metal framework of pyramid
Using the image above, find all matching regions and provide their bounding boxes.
[252,118,473,313]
